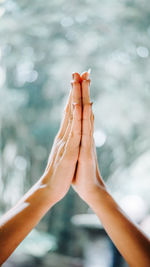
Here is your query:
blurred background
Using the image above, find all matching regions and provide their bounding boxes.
[0,0,150,266]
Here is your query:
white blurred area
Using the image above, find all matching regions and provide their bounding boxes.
[108,151,150,202]
[94,129,106,147]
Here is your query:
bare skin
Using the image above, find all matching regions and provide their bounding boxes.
[72,71,150,267]
[0,73,82,264]
[0,72,150,267]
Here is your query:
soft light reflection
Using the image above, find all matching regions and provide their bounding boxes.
[14,156,27,171]
[0,7,5,17]
[71,214,101,228]
[28,70,38,82]
[17,229,56,257]
[94,129,106,147]
[3,143,17,165]
[4,0,18,13]
[16,62,38,85]
[136,46,149,58]
[120,195,148,223]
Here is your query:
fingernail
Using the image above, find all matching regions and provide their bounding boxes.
[72,72,80,82]
[82,71,90,80]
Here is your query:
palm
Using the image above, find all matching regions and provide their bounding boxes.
[73,147,97,201]
[72,71,104,202]
[44,72,82,203]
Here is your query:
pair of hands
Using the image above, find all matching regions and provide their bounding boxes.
[43,71,105,206]
[1,71,150,267]
[1,71,149,267]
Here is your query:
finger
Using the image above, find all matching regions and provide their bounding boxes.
[65,72,81,139]
[82,104,93,147]
[57,89,72,140]
[62,119,72,143]
[63,104,81,161]
[71,72,82,105]
[72,72,81,83]
[81,71,91,104]
[91,112,94,135]
[81,69,91,81]
[59,72,81,139]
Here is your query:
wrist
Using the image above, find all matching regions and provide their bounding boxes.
[38,174,57,207]
[85,183,109,210]
[39,172,69,206]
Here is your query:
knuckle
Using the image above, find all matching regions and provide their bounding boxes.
[71,80,80,86]
[73,97,82,104]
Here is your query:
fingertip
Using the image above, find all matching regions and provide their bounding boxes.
[72,72,81,82]
[81,71,90,81]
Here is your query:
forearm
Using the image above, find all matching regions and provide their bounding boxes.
[0,176,54,264]
[88,186,150,267]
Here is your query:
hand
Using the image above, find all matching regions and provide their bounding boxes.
[0,73,82,264]
[72,71,106,205]
[73,74,150,267]
[42,73,82,205]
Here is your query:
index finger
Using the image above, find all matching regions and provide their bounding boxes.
[81,71,91,105]
[56,73,81,140]
[71,72,82,105]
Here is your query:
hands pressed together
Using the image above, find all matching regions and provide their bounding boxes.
[43,71,105,206]
[0,71,150,267]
